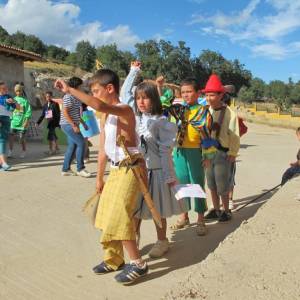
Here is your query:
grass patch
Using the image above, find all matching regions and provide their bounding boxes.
[25,61,87,77]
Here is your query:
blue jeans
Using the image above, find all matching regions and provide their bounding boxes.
[0,116,11,155]
[61,124,85,172]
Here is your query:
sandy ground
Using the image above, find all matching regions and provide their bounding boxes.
[164,177,300,300]
[0,122,298,300]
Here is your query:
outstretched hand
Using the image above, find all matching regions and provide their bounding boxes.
[156,75,164,87]
[131,60,142,68]
[54,79,70,94]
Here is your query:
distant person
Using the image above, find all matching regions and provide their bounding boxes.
[8,84,32,158]
[0,81,19,170]
[36,91,61,155]
[60,77,91,178]
[281,127,300,185]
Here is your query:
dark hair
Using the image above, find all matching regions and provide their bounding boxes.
[180,78,201,91]
[222,93,231,106]
[0,81,5,86]
[134,82,162,116]
[297,127,300,133]
[45,91,53,96]
[89,69,120,94]
[68,77,83,89]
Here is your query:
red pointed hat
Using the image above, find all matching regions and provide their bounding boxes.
[202,74,225,93]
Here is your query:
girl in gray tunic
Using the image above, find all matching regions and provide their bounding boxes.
[133,82,188,258]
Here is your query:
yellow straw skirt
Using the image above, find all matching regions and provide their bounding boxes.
[95,167,139,243]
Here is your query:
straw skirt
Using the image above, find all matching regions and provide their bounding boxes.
[95,167,139,243]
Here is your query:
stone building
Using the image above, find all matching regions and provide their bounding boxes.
[0,43,42,96]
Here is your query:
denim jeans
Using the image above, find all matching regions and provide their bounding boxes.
[61,124,85,172]
[0,116,11,154]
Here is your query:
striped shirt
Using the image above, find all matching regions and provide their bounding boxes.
[60,94,82,125]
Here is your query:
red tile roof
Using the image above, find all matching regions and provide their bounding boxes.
[0,44,43,61]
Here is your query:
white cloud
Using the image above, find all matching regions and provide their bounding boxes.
[189,0,300,59]
[0,0,141,50]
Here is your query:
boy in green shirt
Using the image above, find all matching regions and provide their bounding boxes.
[8,84,32,158]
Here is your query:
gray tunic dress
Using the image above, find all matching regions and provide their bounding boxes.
[134,114,188,219]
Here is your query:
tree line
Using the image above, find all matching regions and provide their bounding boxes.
[0,26,299,107]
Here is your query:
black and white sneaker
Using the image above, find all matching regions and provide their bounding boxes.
[218,211,232,222]
[114,262,149,285]
[204,209,221,221]
[93,261,124,275]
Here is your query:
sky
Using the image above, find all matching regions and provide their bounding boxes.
[0,0,300,83]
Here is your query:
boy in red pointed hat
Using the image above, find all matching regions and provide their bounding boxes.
[203,74,240,222]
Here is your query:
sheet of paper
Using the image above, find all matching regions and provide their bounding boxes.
[172,184,206,201]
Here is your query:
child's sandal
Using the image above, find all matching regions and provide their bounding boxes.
[170,218,190,230]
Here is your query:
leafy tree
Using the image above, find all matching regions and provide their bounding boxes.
[23,34,47,55]
[75,40,96,72]
[65,52,77,66]
[0,26,9,44]
[96,44,134,78]
[47,45,69,61]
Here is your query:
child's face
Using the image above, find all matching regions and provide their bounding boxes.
[136,91,152,113]
[0,84,8,95]
[15,90,22,97]
[91,83,111,103]
[206,92,224,109]
[45,93,52,102]
[181,84,199,105]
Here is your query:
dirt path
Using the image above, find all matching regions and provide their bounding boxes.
[0,123,298,300]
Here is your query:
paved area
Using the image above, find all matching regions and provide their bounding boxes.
[0,123,298,300]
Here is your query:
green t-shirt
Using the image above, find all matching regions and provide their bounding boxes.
[11,96,32,130]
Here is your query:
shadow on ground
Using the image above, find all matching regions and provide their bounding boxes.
[136,188,279,284]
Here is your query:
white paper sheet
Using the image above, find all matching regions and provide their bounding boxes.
[172,184,206,200]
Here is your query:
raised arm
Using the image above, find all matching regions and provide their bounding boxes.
[55,79,132,118]
[120,61,141,107]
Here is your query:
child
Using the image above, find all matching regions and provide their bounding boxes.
[55,69,149,285]
[133,82,187,258]
[203,74,240,222]
[36,91,61,155]
[281,127,300,185]
[0,82,17,170]
[171,78,208,236]
[8,84,32,158]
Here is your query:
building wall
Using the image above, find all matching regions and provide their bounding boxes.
[0,55,24,94]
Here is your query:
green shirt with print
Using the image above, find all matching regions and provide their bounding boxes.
[11,96,32,131]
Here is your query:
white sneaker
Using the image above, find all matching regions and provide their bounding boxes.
[76,169,91,178]
[61,170,77,176]
[229,199,235,210]
[7,150,12,158]
[148,239,169,258]
[19,151,26,158]
[196,222,207,236]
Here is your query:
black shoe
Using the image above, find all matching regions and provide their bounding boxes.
[114,262,149,285]
[204,209,221,220]
[218,211,232,222]
[93,261,125,275]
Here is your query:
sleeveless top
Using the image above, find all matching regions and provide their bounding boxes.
[104,112,139,163]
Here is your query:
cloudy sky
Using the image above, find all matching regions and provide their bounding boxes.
[1,0,300,82]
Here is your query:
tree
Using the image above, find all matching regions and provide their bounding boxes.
[23,34,47,55]
[268,80,289,108]
[0,26,9,44]
[96,44,134,78]
[75,40,96,72]
[47,45,69,61]
[135,40,163,79]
